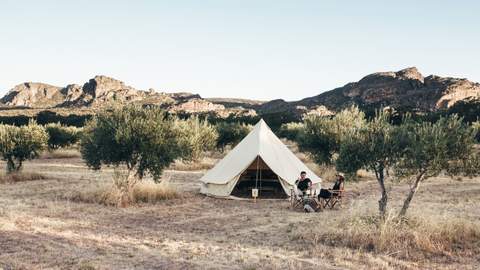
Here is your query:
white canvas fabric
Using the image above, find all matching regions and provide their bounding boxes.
[200,119,322,197]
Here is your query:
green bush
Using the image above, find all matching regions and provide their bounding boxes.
[173,116,218,161]
[215,122,252,151]
[297,105,366,165]
[45,123,81,150]
[0,121,48,173]
[277,122,304,141]
[473,121,480,142]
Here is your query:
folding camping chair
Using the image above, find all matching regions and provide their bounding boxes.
[320,187,345,209]
[290,187,318,210]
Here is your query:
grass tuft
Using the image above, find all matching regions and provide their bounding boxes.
[41,149,81,159]
[296,209,480,260]
[66,181,180,207]
[0,172,47,184]
[169,157,216,171]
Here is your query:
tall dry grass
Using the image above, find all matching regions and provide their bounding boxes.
[0,172,47,184]
[40,149,81,159]
[66,180,180,207]
[169,157,216,171]
[295,203,480,261]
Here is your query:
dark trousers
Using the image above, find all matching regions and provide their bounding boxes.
[318,189,333,199]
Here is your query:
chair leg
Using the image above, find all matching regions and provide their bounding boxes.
[330,198,338,209]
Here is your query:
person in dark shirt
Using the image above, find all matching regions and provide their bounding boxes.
[318,173,345,199]
[295,171,312,196]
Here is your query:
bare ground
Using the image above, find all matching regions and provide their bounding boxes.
[1,156,480,270]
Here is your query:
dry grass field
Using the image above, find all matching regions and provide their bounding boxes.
[1,151,480,270]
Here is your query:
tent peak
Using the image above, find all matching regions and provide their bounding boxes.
[255,118,269,129]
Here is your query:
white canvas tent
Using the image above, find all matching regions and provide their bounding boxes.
[200,119,322,198]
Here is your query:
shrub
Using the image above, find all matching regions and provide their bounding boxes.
[297,105,366,165]
[473,121,480,142]
[67,180,179,207]
[45,123,81,150]
[173,116,218,161]
[277,122,304,141]
[215,122,252,151]
[0,121,48,173]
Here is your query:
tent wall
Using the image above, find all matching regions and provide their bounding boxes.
[200,173,241,197]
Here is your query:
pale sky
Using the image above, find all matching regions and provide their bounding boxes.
[1,0,479,101]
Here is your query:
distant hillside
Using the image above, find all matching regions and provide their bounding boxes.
[280,67,479,113]
[0,76,256,117]
[1,67,479,119]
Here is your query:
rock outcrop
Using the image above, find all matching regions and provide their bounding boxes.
[0,75,256,117]
[1,82,64,107]
[258,67,480,114]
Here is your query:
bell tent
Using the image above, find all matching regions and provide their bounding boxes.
[200,119,322,199]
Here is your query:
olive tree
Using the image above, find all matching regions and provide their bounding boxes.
[0,121,49,173]
[394,115,480,217]
[80,105,198,185]
[215,122,252,151]
[335,111,398,217]
[45,123,81,150]
[297,105,367,165]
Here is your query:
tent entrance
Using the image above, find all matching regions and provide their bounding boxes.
[231,156,287,199]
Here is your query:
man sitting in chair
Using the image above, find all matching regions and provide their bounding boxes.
[295,171,312,197]
[318,173,345,199]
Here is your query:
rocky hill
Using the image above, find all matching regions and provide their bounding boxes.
[1,67,479,118]
[295,67,479,112]
[0,76,256,117]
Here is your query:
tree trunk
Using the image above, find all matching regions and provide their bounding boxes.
[398,172,424,217]
[6,158,21,173]
[376,169,388,218]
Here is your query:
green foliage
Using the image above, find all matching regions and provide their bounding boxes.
[45,123,81,150]
[80,105,205,181]
[472,121,480,142]
[335,110,398,216]
[0,121,48,173]
[215,122,252,151]
[395,115,478,179]
[394,115,480,216]
[297,105,367,165]
[297,115,337,164]
[336,111,398,175]
[173,116,218,161]
[277,122,304,141]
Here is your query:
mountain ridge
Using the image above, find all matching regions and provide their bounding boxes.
[2,67,479,117]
